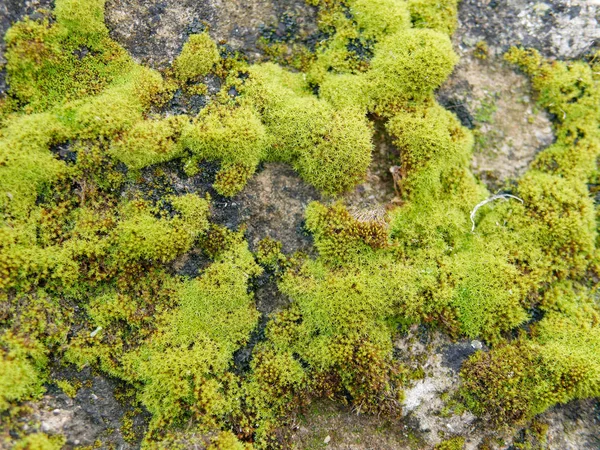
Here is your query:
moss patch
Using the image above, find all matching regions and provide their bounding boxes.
[1,0,599,447]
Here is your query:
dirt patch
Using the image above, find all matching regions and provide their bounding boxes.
[289,399,426,450]
[14,367,147,449]
[541,399,600,450]
[105,0,318,68]
[438,55,555,190]
[238,163,321,255]
[343,118,400,214]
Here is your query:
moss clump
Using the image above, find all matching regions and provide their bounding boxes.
[3,0,600,447]
[207,431,251,450]
[461,343,555,426]
[459,47,600,425]
[0,334,47,411]
[110,116,187,170]
[173,33,220,82]
[13,433,66,450]
[241,63,373,195]
[435,436,465,450]
[124,238,261,430]
[348,0,411,39]
[460,308,600,427]
[366,29,458,113]
[181,104,267,195]
[305,202,388,265]
[408,0,459,35]
[113,195,210,264]
[4,0,132,113]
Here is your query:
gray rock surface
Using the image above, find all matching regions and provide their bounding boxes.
[456,0,600,60]
[105,0,318,67]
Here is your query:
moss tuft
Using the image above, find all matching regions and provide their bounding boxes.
[408,0,459,35]
[367,29,458,114]
[173,33,220,82]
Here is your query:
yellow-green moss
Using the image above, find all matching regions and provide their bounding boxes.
[435,436,465,450]
[0,334,47,411]
[173,33,220,82]
[13,432,66,450]
[366,29,458,114]
[208,431,251,450]
[460,47,600,425]
[349,0,411,39]
[110,116,187,169]
[3,0,600,446]
[408,0,459,35]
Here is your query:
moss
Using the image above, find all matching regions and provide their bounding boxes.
[256,237,286,269]
[241,63,373,195]
[304,202,388,265]
[448,238,529,343]
[123,239,261,429]
[113,194,210,264]
[180,104,267,195]
[366,29,458,114]
[3,0,600,446]
[348,0,411,39]
[408,0,459,35]
[110,116,187,170]
[435,436,465,450]
[5,8,132,113]
[0,333,47,412]
[473,41,489,60]
[318,72,369,111]
[460,343,552,426]
[208,431,251,450]
[173,33,220,82]
[460,312,600,428]
[385,102,471,177]
[55,379,80,398]
[13,433,66,450]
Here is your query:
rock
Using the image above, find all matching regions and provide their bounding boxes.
[455,0,599,59]
[471,340,483,350]
[105,0,319,68]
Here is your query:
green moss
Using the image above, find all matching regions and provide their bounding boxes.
[13,432,66,450]
[448,238,529,342]
[366,29,458,114]
[0,334,47,411]
[241,63,373,195]
[124,239,261,428]
[208,431,251,450]
[305,202,388,265]
[434,436,465,450]
[459,46,600,425]
[110,116,187,169]
[256,237,286,269]
[5,7,132,113]
[113,195,210,264]
[386,102,471,176]
[408,0,459,35]
[348,0,411,39]
[173,33,220,82]
[181,104,267,195]
[3,0,600,446]
[55,378,80,398]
